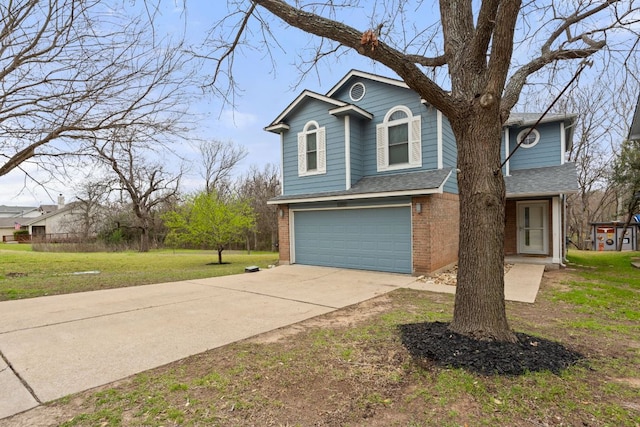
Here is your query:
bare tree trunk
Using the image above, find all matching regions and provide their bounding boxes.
[449,113,515,342]
[140,227,150,253]
[616,221,630,251]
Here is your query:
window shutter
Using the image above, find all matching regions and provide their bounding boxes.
[297,132,306,175]
[317,127,326,173]
[376,123,388,171]
[409,116,422,167]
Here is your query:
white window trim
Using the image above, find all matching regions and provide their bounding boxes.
[517,128,540,149]
[298,120,326,177]
[349,82,366,102]
[376,105,422,172]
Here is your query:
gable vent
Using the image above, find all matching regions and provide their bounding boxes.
[349,82,366,102]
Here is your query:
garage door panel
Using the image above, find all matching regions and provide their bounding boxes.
[293,207,411,274]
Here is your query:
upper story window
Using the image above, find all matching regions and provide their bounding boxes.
[298,121,326,176]
[376,105,422,172]
[517,128,540,148]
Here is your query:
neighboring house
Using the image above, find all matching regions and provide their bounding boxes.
[266,70,578,275]
[0,205,40,218]
[0,196,85,242]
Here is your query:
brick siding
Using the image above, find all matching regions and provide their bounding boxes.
[505,200,517,255]
[412,193,460,274]
[277,205,290,264]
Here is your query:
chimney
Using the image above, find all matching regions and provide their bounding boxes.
[58,194,65,209]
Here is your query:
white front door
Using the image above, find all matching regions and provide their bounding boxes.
[517,202,548,255]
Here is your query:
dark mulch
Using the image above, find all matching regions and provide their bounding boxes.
[399,321,585,376]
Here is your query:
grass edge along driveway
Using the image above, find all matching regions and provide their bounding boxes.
[0,245,279,301]
[4,249,640,426]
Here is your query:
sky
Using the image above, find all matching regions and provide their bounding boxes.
[0,1,391,206]
[1,1,637,206]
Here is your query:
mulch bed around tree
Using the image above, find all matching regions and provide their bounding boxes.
[399,321,585,376]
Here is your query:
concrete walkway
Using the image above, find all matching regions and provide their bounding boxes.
[405,263,545,304]
[0,264,543,421]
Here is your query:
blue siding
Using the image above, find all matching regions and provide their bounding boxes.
[507,122,563,170]
[441,114,459,193]
[277,75,569,199]
[282,98,346,195]
[350,119,364,186]
[293,206,412,273]
[333,79,439,176]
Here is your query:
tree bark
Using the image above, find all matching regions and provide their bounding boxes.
[140,227,150,253]
[448,107,516,342]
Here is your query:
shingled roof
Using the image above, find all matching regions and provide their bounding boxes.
[268,168,453,204]
[505,163,579,197]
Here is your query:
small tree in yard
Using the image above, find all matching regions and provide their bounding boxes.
[163,192,256,264]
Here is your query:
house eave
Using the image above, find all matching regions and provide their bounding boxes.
[326,69,408,97]
[267,188,444,205]
[264,123,290,134]
[505,113,578,128]
[506,190,577,199]
[328,105,373,120]
[266,90,347,129]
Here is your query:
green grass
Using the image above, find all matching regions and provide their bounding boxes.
[0,244,278,300]
[58,280,640,426]
[14,249,640,426]
[551,250,640,334]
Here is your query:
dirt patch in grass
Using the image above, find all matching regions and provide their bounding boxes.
[5,268,640,427]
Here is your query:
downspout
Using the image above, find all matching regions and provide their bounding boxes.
[345,115,351,190]
[504,128,510,176]
[437,110,443,169]
[561,194,567,267]
[280,132,285,195]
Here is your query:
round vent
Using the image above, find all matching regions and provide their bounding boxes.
[349,82,366,102]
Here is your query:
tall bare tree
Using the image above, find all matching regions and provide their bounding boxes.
[203,0,640,341]
[64,179,112,239]
[91,130,183,252]
[556,85,620,249]
[196,139,248,196]
[0,0,196,179]
[237,163,281,251]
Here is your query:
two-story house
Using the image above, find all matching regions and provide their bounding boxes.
[266,70,578,275]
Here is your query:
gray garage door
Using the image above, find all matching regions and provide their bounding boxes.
[293,207,411,273]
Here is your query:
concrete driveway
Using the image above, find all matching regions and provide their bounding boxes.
[0,265,416,419]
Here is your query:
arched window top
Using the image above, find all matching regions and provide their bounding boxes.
[383,105,413,123]
[376,105,422,172]
[298,121,326,177]
[303,120,319,132]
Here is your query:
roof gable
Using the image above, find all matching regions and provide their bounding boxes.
[325,69,408,97]
[266,90,346,131]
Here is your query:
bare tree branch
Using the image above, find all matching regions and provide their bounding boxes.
[0,0,198,178]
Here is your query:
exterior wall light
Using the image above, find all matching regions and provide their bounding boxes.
[415,203,422,214]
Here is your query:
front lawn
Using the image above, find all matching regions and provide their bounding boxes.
[8,249,639,426]
[0,244,278,300]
